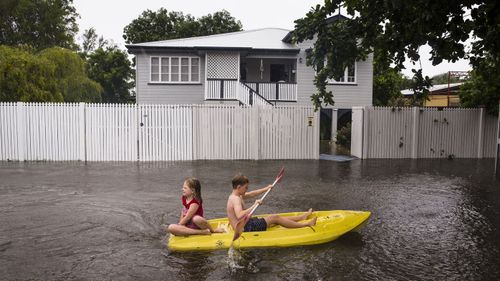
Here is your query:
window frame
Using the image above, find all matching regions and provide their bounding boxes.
[149,56,201,84]
[326,61,357,85]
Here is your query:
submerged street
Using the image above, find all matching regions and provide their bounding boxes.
[1,159,499,280]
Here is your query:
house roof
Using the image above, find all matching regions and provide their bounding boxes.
[126,28,300,53]
[401,83,464,96]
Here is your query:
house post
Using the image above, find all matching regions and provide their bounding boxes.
[16,102,25,162]
[220,80,224,99]
[477,107,485,158]
[411,107,420,159]
[331,109,338,142]
[275,83,279,100]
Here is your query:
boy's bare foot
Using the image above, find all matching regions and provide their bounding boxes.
[307,217,317,227]
[212,227,226,233]
[299,208,313,220]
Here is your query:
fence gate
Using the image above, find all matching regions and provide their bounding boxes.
[138,105,193,161]
[85,104,137,161]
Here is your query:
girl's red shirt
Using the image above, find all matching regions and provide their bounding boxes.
[181,196,204,218]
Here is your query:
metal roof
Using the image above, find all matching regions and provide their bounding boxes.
[401,83,464,96]
[126,28,299,52]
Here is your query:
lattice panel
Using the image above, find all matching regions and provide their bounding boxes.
[206,52,239,79]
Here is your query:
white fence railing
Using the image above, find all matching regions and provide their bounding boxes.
[205,79,238,100]
[351,106,499,159]
[0,102,319,161]
[237,83,273,108]
[245,82,297,101]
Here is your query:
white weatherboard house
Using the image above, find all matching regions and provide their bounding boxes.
[126,15,373,134]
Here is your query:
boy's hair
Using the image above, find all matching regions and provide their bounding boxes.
[232,173,249,189]
[185,177,202,203]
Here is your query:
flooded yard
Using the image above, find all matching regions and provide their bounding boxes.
[1,159,499,280]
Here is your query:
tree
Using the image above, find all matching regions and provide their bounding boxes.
[0,0,79,50]
[293,0,499,113]
[80,27,108,56]
[123,9,242,44]
[459,55,500,115]
[39,47,102,103]
[0,45,61,102]
[373,48,407,106]
[86,46,134,103]
[197,10,243,36]
[0,46,102,103]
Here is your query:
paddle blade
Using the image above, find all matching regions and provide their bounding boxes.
[272,167,285,186]
[232,214,250,241]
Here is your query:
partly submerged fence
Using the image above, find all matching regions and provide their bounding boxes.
[0,102,319,161]
[351,106,498,159]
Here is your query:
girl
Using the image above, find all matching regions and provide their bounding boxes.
[167,178,224,236]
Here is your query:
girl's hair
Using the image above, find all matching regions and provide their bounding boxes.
[185,177,202,203]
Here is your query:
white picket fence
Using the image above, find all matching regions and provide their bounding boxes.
[351,106,499,159]
[0,102,319,161]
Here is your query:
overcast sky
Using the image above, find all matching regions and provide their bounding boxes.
[73,0,471,78]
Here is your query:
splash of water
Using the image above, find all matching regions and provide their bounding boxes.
[227,246,260,273]
[227,246,245,272]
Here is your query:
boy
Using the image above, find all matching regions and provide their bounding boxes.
[226,173,316,233]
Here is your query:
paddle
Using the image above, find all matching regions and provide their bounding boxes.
[232,167,285,241]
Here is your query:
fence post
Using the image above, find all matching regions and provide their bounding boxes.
[253,107,260,160]
[136,104,141,161]
[79,102,86,162]
[16,102,25,161]
[362,107,370,159]
[495,102,500,175]
[314,109,320,159]
[192,105,198,160]
[350,106,364,158]
[411,107,420,159]
[477,107,485,158]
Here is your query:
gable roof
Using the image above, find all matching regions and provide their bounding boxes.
[126,28,300,53]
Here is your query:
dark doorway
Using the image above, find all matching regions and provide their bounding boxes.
[320,109,332,141]
[240,63,247,81]
[320,109,333,154]
[337,109,352,129]
[270,64,286,82]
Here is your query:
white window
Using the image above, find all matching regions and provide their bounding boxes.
[327,61,357,84]
[150,56,200,83]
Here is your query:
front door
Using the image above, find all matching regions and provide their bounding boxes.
[270,64,286,82]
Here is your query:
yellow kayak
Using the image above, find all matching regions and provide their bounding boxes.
[168,210,371,251]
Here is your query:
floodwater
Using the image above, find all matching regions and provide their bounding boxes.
[0,159,499,280]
